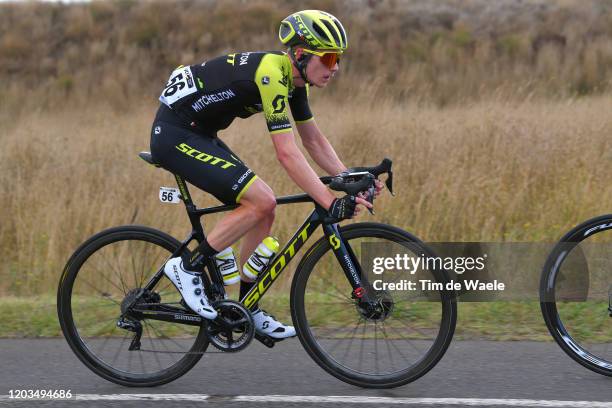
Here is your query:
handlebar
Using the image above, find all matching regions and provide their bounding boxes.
[319,158,394,216]
[320,158,394,195]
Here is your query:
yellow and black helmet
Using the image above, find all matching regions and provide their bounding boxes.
[279,10,348,51]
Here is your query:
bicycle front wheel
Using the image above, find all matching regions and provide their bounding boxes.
[291,222,457,388]
[540,214,612,376]
[57,225,209,387]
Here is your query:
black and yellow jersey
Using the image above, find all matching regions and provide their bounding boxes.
[157,51,313,134]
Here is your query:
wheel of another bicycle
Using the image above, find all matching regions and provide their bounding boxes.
[291,222,457,388]
[540,214,612,376]
[57,225,209,387]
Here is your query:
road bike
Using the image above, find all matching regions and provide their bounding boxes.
[57,153,457,388]
[540,214,612,376]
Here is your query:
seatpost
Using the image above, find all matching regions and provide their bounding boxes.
[174,175,204,239]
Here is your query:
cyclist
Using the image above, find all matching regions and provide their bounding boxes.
[150,10,381,338]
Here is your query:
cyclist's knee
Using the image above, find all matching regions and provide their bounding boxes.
[240,179,276,218]
[254,194,276,218]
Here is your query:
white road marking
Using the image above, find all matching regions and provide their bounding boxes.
[0,394,611,407]
[235,396,612,407]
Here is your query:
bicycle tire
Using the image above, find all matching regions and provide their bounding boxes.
[291,222,457,388]
[540,214,612,376]
[57,225,209,387]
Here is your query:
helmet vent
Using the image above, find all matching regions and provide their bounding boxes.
[312,23,328,43]
[321,20,341,46]
[333,19,347,47]
[279,22,293,42]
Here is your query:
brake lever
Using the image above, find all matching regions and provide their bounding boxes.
[357,183,376,216]
[386,169,394,196]
[366,185,375,215]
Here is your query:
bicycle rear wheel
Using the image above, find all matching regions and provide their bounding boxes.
[540,214,612,376]
[57,225,209,386]
[291,222,456,388]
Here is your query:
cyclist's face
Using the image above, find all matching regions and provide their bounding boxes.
[306,54,339,88]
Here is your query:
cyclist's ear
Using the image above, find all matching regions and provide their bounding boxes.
[295,47,305,62]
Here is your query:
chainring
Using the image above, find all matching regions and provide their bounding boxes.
[206,300,254,352]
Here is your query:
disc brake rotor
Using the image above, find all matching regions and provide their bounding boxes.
[356,289,395,322]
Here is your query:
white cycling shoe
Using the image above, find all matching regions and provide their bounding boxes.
[252,309,296,339]
[163,257,217,320]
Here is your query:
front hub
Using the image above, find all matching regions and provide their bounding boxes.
[356,290,394,322]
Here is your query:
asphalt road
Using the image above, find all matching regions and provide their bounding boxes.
[0,339,610,407]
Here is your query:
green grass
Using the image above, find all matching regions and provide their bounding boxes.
[0,296,61,337]
[2,296,610,342]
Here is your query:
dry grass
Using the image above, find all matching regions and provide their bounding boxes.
[1,0,611,296]
[1,93,611,296]
[3,0,612,109]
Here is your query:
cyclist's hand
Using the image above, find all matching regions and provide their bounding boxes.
[329,195,372,220]
[374,179,384,197]
[354,193,374,216]
[328,195,356,220]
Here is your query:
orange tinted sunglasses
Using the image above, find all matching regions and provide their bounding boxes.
[303,49,342,69]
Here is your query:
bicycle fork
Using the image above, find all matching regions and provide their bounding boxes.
[322,223,376,306]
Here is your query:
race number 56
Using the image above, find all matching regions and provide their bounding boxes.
[159,65,198,106]
[159,187,180,204]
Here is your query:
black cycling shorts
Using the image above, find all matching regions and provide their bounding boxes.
[150,121,258,205]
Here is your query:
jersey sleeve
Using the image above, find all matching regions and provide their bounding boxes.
[255,56,293,135]
[289,85,314,124]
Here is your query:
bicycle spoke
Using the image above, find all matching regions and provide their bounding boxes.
[129,240,142,290]
[384,322,427,354]
[138,242,154,288]
[144,252,169,288]
[92,317,123,337]
[143,321,174,355]
[95,331,115,357]
[128,343,134,372]
[82,263,125,296]
[392,314,437,341]
[316,271,354,303]
[95,252,126,294]
[314,316,364,340]
[380,323,398,372]
[144,324,164,371]
[110,332,130,367]
[74,277,123,307]
[325,318,364,355]
[374,321,380,374]
[147,320,190,353]
[138,344,146,373]
[393,292,435,304]
[317,301,356,307]
[339,318,364,364]
[59,230,211,386]
[358,318,366,372]
[98,252,129,295]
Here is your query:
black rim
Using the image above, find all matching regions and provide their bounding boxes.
[292,223,456,388]
[540,215,612,376]
[58,226,208,386]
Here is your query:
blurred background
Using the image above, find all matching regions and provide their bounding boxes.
[0,0,611,337]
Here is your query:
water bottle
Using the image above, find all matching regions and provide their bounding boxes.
[243,237,279,280]
[214,247,240,285]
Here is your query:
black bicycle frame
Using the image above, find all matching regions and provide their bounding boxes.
[136,174,371,325]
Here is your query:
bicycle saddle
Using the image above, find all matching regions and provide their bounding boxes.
[139,151,161,168]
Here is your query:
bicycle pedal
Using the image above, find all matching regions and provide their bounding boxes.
[254,332,276,348]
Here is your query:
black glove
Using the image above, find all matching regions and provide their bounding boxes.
[328,195,356,220]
